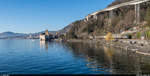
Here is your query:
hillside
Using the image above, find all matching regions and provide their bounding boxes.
[60,0,150,39]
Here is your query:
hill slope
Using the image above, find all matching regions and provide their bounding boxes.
[60,0,150,39]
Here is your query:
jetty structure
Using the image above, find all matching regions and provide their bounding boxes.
[40,30,54,41]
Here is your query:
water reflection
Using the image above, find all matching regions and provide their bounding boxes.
[40,41,48,51]
[39,41,150,74]
[63,42,150,74]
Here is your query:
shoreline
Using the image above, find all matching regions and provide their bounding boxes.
[64,39,150,56]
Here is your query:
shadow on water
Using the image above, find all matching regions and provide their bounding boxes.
[39,41,150,74]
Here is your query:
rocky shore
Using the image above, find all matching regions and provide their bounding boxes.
[65,39,150,56]
[97,39,150,56]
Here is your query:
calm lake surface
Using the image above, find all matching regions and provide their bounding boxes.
[0,39,150,74]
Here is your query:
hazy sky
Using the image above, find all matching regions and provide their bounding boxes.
[0,0,114,33]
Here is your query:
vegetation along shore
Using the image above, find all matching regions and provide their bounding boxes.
[55,0,150,56]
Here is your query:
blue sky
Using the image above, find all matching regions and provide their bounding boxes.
[0,0,114,33]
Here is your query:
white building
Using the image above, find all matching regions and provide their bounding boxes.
[40,34,46,41]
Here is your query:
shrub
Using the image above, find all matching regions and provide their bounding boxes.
[105,32,114,42]
[136,32,141,39]
[82,22,96,34]
[145,31,150,40]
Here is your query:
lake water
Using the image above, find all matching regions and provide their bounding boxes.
[0,39,150,74]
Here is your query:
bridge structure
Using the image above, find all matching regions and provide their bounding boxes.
[85,0,150,25]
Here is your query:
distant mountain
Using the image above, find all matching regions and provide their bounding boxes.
[0,31,58,39]
[30,31,57,36]
[0,31,27,38]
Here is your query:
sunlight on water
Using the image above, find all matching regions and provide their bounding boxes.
[0,39,150,74]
